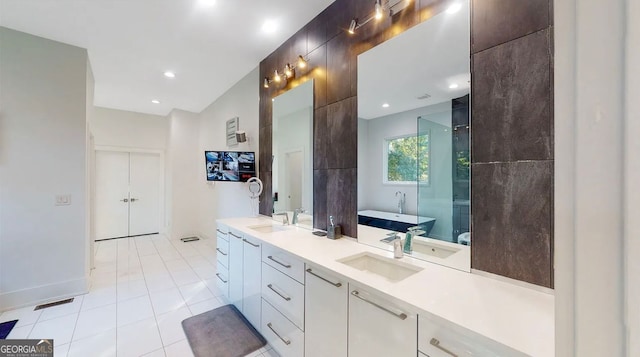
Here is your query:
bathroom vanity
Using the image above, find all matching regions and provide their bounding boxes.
[215,217,554,357]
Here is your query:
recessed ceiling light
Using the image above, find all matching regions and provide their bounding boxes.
[164,71,176,78]
[198,0,216,7]
[382,103,390,108]
[446,3,462,14]
[151,100,160,104]
[449,83,459,89]
[262,20,277,34]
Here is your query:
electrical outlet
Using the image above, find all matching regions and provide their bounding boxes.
[55,194,71,206]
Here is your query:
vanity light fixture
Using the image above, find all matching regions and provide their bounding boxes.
[262,54,309,90]
[346,0,412,35]
[297,55,307,68]
[284,63,294,77]
[374,0,383,19]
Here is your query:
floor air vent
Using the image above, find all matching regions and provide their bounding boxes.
[35,298,74,310]
[180,236,200,242]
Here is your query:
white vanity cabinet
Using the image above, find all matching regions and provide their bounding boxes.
[242,233,262,330]
[227,228,244,311]
[418,315,526,357]
[348,284,418,357]
[304,264,348,357]
[215,226,230,301]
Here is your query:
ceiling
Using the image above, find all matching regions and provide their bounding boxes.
[0,0,334,116]
[358,0,470,120]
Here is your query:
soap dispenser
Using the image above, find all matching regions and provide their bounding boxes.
[393,234,403,259]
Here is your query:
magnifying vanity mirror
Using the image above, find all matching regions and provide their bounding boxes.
[357,0,471,271]
[272,80,314,230]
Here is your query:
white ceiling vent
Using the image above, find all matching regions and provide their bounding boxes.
[416,93,431,100]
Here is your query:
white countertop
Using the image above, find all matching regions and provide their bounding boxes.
[218,217,554,357]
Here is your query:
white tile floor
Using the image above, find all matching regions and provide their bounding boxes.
[0,234,278,357]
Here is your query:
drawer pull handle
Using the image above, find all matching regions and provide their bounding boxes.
[267,322,291,345]
[267,255,291,268]
[243,238,260,248]
[306,268,342,287]
[215,273,228,283]
[216,248,228,256]
[350,290,407,320]
[430,338,458,357]
[267,284,291,301]
[229,232,242,239]
[216,229,227,235]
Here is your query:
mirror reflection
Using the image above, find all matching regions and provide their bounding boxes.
[272,80,314,229]
[357,1,471,271]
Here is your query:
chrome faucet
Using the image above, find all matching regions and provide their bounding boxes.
[395,191,405,214]
[292,208,305,225]
[273,212,290,226]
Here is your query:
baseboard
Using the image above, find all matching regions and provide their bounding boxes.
[0,277,89,313]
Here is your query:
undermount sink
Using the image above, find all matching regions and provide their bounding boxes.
[337,252,423,282]
[411,239,460,259]
[247,224,290,234]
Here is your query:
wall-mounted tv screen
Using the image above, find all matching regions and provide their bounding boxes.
[205,151,256,182]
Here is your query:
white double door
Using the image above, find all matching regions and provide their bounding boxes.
[96,151,161,240]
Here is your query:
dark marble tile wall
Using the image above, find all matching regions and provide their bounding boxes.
[258,0,554,288]
[471,0,554,288]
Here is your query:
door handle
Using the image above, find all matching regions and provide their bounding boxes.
[120,198,129,202]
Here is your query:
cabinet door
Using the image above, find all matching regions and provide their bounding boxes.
[242,234,262,330]
[304,265,347,357]
[348,285,417,357]
[228,230,244,312]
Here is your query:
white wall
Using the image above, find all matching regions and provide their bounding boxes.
[166,109,201,240]
[91,107,168,149]
[0,27,88,310]
[357,101,451,225]
[625,1,639,354]
[554,0,627,355]
[197,68,259,238]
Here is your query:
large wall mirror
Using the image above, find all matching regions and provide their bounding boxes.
[272,80,314,229]
[357,1,471,271]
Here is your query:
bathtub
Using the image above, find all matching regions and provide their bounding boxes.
[357,210,435,235]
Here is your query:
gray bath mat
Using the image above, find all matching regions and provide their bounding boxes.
[182,304,266,357]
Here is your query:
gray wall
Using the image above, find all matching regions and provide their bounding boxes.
[470,0,554,288]
[0,27,89,309]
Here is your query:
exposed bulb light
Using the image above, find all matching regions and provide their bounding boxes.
[297,55,307,69]
[263,77,270,88]
[284,63,293,77]
[163,71,176,78]
[446,2,462,14]
[375,0,383,20]
[273,70,281,83]
[348,18,358,34]
[382,103,390,108]
[151,100,160,104]
[449,83,459,89]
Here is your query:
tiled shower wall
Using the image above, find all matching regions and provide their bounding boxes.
[259,0,554,288]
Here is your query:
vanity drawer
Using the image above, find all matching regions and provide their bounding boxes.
[262,244,305,284]
[262,262,304,330]
[216,235,229,268]
[216,224,229,241]
[418,315,526,357]
[262,298,304,357]
[215,261,229,301]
